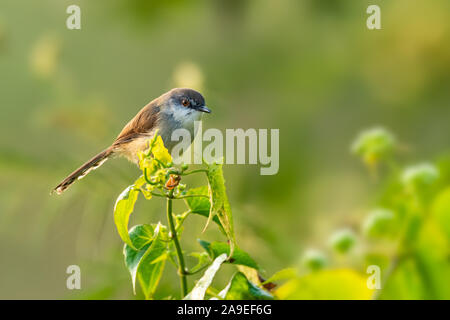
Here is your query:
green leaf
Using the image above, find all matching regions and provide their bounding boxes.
[431,187,450,240]
[124,224,168,299]
[188,252,211,274]
[263,268,298,285]
[137,239,167,299]
[151,135,172,165]
[139,157,159,176]
[206,161,236,256]
[329,229,357,254]
[301,249,328,271]
[413,217,450,299]
[351,127,395,167]
[377,259,425,300]
[402,163,439,189]
[198,240,259,270]
[362,208,397,239]
[184,253,228,300]
[123,225,154,290]
[183,186,225,233]
[114,185,140,249]
[276,269,372,299]
[184,186,210,215]
[220,272,274,300]
[237,265,261,286]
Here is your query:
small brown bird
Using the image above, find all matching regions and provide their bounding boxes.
[52,88,211,195]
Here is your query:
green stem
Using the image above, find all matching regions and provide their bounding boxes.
[373,207,423,300]
[166,189,188,297]
[413,252,438,299]
[175,194,209,199]
[154,158,169,168]
[175,211,191,233]
[143,169,158,185]
[150,191,167,198]
[185,264,209,276]
[372,254,403,300]
[180,169,208,176]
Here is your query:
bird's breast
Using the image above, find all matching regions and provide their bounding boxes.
[118,112,201,164]
[118,134,155,163]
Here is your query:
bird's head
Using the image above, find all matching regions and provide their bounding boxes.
[159,88,211,126]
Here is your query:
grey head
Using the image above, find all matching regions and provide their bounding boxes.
[162,88,210,113]
[156,88,211,149]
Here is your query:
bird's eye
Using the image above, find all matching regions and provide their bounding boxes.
[181,99,190,107]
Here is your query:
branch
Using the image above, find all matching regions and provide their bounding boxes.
[166,190,188,297]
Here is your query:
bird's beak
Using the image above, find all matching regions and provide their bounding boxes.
[196,105,212,113]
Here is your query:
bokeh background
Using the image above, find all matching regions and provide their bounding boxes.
[0,0,449,299]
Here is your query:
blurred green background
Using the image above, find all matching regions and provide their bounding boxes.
[0,0,449,299]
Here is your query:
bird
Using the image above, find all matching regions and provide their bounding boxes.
[52,88,211,195]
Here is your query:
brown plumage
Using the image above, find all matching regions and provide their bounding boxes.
[113,103,160,147]
[52,100,160,195]
[52,88,209,195]
[52,149,113,195]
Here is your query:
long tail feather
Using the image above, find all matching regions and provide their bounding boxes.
[52,149,113,195]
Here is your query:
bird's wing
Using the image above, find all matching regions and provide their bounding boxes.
[112,103,160,147]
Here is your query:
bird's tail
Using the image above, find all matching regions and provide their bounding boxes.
[52,148,113,195]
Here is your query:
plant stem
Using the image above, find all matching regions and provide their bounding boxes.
[373,209,423,300]
[180,169,208,176]
[175,211,191,233]
[372,254,402,300]
[150,191,167,198]
[175,194,210,199]
[166,189,188,297]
